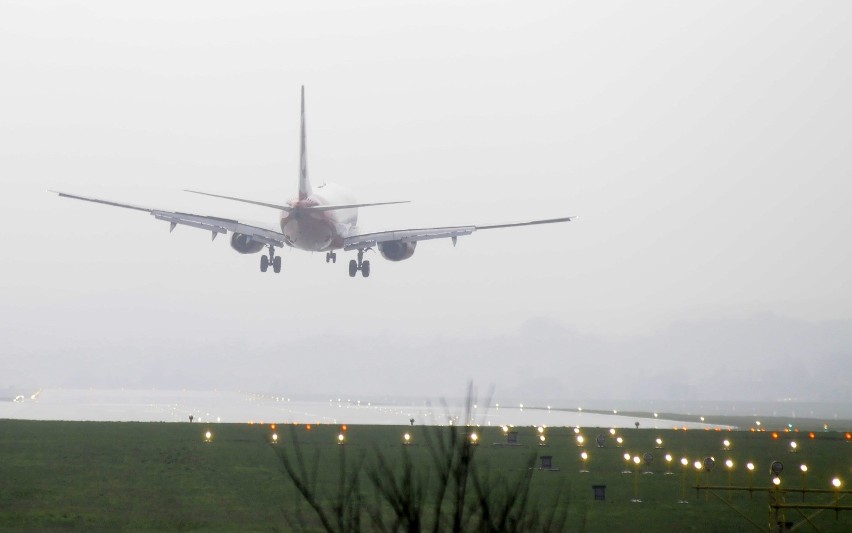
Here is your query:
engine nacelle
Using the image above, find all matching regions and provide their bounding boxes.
[230,233,265,254]
[378,240,417,261]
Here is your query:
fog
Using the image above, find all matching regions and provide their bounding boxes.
[1,1,850,405]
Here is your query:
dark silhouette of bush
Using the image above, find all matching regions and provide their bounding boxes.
[272,386,568,532]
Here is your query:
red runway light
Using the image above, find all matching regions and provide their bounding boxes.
[808,432,815,439]
[771,432,779,439]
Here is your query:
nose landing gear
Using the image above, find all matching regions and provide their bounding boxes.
[348,250,370,278]
[260,246,282,273]
[326,251,337,264]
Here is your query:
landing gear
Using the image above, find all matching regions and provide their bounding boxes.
[348,250,370,278]
[326,251,337,264]
[261,246,281,274]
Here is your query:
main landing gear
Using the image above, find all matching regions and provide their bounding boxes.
[326,251,337,263]
[348,250,370,278]
[260,246,282,273]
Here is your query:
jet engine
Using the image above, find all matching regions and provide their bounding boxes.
[230,233,265,254]
[378,240,417,261]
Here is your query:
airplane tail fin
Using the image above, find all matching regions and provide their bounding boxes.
[298,85,312,200]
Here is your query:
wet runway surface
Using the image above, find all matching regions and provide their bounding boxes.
[1,389,729,429]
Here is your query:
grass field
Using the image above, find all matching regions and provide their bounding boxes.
[1,418,851,531]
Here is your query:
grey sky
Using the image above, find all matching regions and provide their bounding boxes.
[1,1,850,401]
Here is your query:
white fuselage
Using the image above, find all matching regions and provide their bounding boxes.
[279,182,359,251]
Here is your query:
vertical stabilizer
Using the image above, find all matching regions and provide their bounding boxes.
[299,85,312,200]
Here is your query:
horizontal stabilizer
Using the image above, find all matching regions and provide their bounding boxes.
[185,190,408,212]
[185,190,293,211]
[307,200,409,211]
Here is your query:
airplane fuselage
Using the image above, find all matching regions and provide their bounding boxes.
[280,182,358,252]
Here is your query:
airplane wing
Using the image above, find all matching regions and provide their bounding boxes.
[343,216,574,250]
[51,191,288,248]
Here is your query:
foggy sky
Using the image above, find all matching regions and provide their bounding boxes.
[1,1,850,403]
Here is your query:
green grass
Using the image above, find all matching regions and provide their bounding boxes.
[1,419,851,531]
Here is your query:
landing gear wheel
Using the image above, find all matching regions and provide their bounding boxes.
[348,259,358,277]
[260,255,269,272]
[361,260,370,278]
[273,255,282,273]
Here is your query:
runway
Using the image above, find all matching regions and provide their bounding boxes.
[1,388,731,429]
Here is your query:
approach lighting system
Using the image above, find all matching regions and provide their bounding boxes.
[681,457,688,466]
[725,459,733,469]
[833,478,842,488]
[655,437,663,448]
[581,451,589,461]
[773,476,781,486]
[539,435,546,445]
[204,430,213,442]
[723,439,731,450]
[337,433,345,445]
[624,453,631,462]
[609,428,616,435]
[403,433,411,445]
[271,433,278,443]
[790,441,798,452]
[663,454,673,474]
[694,461,702,471]
[574,427,581,434]
[616,436,624,446]
[470,432,479,445]
[633,456,641,465]
[800,464,807,473]
[576,435,585,446]
[747,462,755,471]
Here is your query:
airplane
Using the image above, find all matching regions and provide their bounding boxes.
[52,87,574,278]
